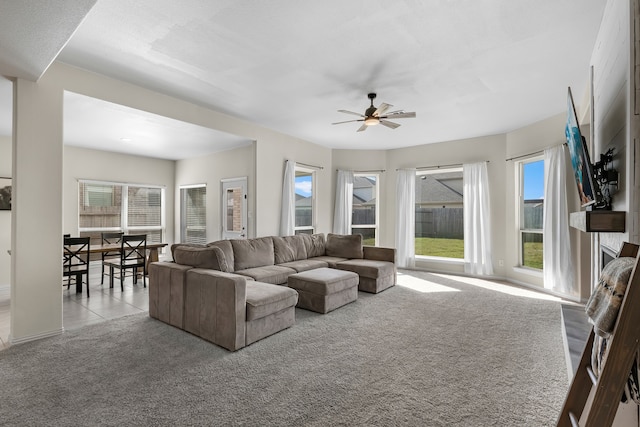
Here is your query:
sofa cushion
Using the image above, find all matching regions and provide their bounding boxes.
[231,237,274,271]
[309,256,348,269]
[273,235,308,264]
[335,259,396,279]
[206,240,235,272]
[172,245,228,271]
[234,265,296,285]
[278,258,329,273]
[325,233,363,259]
[170,243,205,259]
[302,233,326,258]
[245,281,299,321]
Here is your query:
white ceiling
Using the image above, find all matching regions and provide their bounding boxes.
[0,0,607,157]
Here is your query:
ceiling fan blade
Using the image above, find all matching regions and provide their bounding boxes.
[332,119,364,125]
[373,102,392,117]
[382,111,416,119]
[380,120,401,129]
[356,123,368,132]
[338,109,364,117]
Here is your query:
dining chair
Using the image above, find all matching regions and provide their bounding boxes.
[101,231,124,285]
[63,236,91,297]
[104,234,147,291]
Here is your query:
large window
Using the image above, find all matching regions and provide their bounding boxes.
[294,167,315,234]
[352,174,378,245]
[180,185,206,244]
[518,158,544,269]
[414,168,464,259]
[79,180,165,244]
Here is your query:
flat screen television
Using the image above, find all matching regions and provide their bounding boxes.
[565,87,602,208]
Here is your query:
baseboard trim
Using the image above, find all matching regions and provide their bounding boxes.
[9,327,64,345]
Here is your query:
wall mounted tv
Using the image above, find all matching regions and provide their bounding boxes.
[565,87,603,209]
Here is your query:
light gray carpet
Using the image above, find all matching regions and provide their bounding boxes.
[0,271,569,426]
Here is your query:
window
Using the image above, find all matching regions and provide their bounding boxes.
[294,167,315,234]
[518,158,544,269]
[79,180,165,244]
[180,185,206,244]
[351,174,378,245]
[414,168,464,259]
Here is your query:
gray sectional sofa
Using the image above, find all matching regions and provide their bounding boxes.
[149,233,396,351]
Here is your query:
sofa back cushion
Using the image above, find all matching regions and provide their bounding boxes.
[303,233,326,258]
[173,245,229,271]
[231,237,275,271]
[325,233,363,259]
[207,240,235,272]
[171,243,205,259]
[273,235,308,264]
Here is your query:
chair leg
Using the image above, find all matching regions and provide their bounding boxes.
[101,262,105,285]
[109,265,114,289]
[86,273,89,298]
[120,267,124,291]
[143,265,147,288]
[133,267,138,285]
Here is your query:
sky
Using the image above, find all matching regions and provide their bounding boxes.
[524,160,544,200]
[295,175,312,197]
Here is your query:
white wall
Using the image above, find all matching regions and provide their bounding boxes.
[0,135,10,285]
[62,145,175,244]
[175,144,255,242]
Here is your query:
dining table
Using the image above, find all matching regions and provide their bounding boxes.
[85,242,168,270]
[69,241,168,293]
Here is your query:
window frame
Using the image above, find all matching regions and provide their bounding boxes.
[294,165,316,235]
[180,184,207,244]
[517,156,544,271]
[78,179,166,243]
[351,173,379,246]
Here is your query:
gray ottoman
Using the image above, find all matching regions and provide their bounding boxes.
[287,268,359,313]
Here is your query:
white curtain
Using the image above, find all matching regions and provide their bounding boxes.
[543,146,574,293]
[333,170,354,234]
[395,169,416,268]
[279,160,296,236]
[463,162,494,275]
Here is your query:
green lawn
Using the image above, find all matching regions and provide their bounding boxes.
[415,237,464,259]
[523,242,543,269]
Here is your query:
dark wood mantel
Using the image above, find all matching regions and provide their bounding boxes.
[569,210,626,233]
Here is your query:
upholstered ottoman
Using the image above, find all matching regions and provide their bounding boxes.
[287,268,359,313]
[334,259,396,293]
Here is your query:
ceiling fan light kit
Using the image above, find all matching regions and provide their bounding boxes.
[332,93,416,132]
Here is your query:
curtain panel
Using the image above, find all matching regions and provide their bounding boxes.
[543,146,574,294]
[463,162,494,275]
[395,169,416,268]
[279,160,296,236]
[333,170,354,234]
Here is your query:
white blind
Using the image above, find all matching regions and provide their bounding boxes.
[128,186,162,227]
[181,186,207,244]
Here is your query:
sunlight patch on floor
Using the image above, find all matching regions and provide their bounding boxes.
[396,272,461,293]
[431,273,563,301]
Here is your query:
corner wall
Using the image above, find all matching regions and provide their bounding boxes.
[0,135,10,285]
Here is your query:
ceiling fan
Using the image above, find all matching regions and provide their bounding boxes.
[332,93,416,132]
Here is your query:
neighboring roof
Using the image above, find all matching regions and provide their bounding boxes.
[415,173,463,204]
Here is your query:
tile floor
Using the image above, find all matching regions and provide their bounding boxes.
[0,265,149,351]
